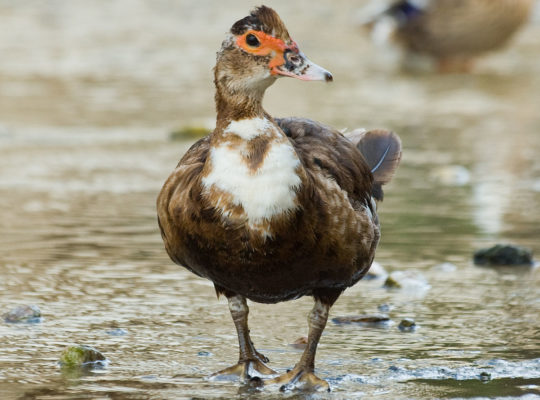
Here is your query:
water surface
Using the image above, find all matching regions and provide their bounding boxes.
[1,1,539,399]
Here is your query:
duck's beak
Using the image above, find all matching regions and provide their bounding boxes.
[272,49,333,82]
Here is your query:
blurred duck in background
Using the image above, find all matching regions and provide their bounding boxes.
[362,0,534,72]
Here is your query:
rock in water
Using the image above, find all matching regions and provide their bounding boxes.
[383,271,430,291]
[3,305,42,323]
[474,244,534,266]
[398,318,417,332]
[383,275,402,289]
[378,303,393,312]
[105,328,127,336]
[479,371,491,382]
[59,345,107,369]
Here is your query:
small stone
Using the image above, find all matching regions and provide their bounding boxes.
[474,244,534,266]
[3,305,42,323]
[289,336,308,350]
[332,314,391,327]
[105,328,127,336]
[398,318,417,332]
[383,271,430,293]
[383,275,401,289]
[479,371,491,382]
[378,303,392,312]
[59,345,107,369]
[197,351,212,357]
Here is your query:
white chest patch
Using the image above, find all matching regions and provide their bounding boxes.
[224,117,273,140]
[202,120,302,226]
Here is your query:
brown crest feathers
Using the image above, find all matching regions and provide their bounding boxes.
[230,5,290,40]
[349,129,402,201]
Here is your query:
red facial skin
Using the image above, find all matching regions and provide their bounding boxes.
[236,29,299,76]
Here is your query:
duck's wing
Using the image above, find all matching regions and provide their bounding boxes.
[276,117,374,207]
[276,117,401,203]
[157,135,211,266]
[174,135,211,167]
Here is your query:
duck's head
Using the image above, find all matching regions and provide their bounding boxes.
[215,6,332,97]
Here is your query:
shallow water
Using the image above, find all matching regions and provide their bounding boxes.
[1,1,540,399]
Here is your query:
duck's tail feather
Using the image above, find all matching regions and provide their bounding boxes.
[346,129,402,201]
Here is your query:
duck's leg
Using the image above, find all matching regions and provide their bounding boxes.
[210,294,276,381]
[263,293,338,392]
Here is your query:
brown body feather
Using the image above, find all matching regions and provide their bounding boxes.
[157,117,387,303]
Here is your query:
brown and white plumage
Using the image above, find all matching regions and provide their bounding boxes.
[157,6,401,391]
[365,0,533,72]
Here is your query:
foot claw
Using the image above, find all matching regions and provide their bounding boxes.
[254,350,269,363]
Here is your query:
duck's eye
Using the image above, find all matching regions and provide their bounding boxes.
[246,33,260,47]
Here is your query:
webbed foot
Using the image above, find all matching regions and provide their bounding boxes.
[263,366,330,392]
[210,359,277,382]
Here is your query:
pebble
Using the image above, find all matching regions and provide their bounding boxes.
[59,345,107,369]
[383,271,430,292]
[378,303,393,312]
[474,244,534,266]
[105,328,127,336]
[3,305,42,323]
[398,318,417,332]
[479,371,491,382]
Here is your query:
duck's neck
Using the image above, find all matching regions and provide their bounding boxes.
[215,87,267,128]
[213,68,276,130]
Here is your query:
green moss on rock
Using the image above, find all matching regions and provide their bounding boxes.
[383,275,402,289]
[398,318,417,332]
[59,345,107,369]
